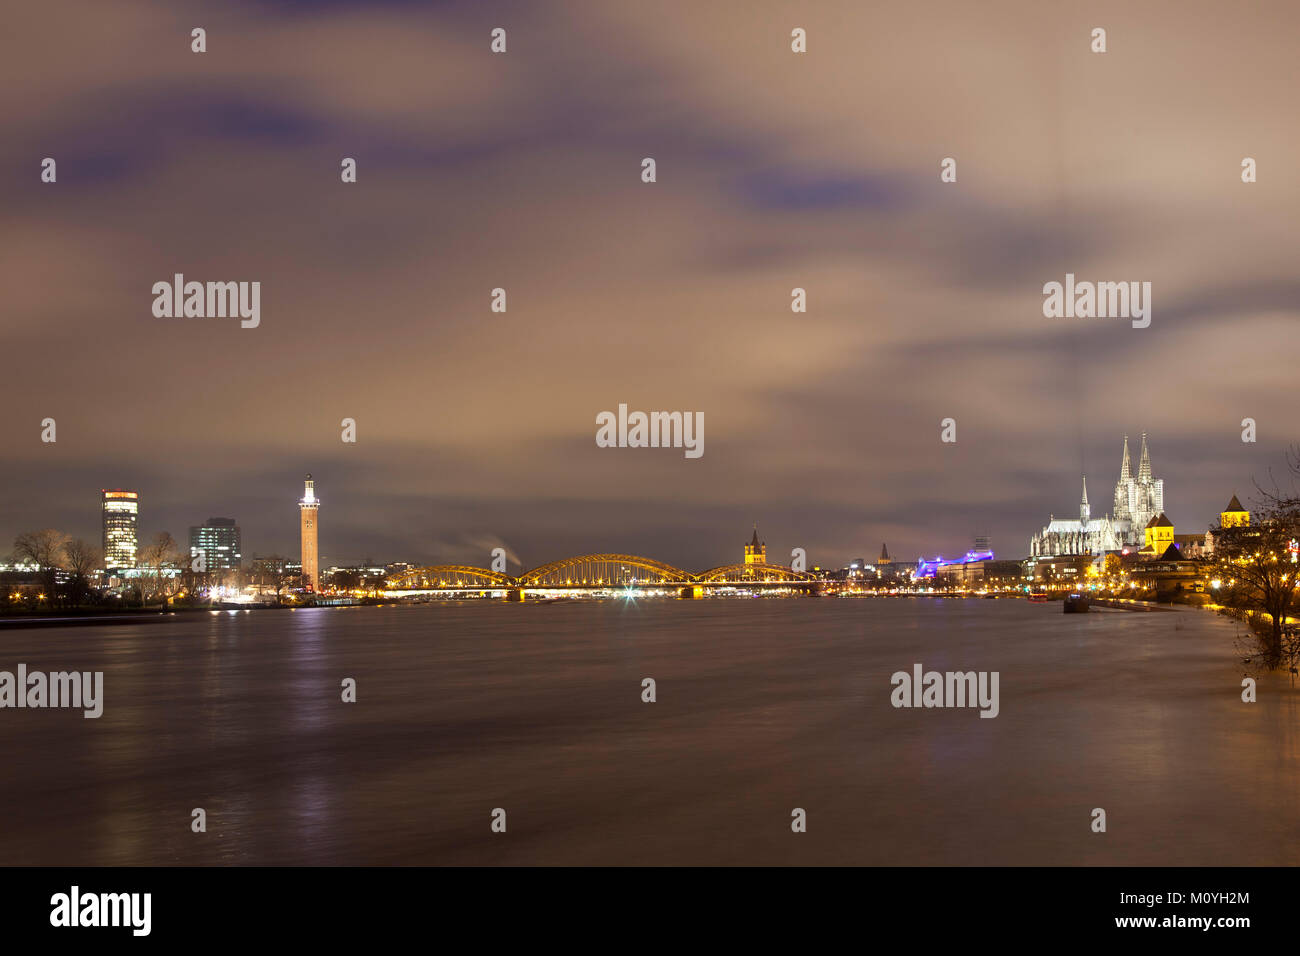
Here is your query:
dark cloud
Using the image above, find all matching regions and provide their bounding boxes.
[734,167,910,211]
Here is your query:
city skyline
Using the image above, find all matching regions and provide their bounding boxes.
[4,447,1271,575]
[1,0,1298,900]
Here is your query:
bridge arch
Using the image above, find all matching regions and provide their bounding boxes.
[387,566,516,589]
[518,553,691,587]
[693,563,815,583]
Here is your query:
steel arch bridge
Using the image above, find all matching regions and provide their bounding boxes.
[388,566,515,590]
[384,554,818,595]
[519,554,690,587]
[693,563,815,583]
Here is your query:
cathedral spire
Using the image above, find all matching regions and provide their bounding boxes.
[1119,435,1131,480]
[1138,432,1151,481]
[1080,475,1090,525]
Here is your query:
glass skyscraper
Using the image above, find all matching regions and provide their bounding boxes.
[101,489,139,570]
[189,517,242,572]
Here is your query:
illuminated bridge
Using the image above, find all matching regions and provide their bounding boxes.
[385,553,818,599]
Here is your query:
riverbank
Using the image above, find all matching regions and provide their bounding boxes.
[0,599,381,628]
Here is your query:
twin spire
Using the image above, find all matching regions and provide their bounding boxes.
[1083,432,1150,520]
[1116,433,1151,482]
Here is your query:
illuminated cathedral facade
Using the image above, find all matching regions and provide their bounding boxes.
[1030,434,1165,557]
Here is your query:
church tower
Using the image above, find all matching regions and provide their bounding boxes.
[1113,436,1132,522]
[1080,475,1090,528]
[1144,513,1174,554]
[1110,432,1164,545]
[744,525,766,565]
[1221,494,1250,528]
[1132,432,1164,529]
[299,474,320,591]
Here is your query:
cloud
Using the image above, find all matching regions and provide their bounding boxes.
[1,0,1296,566]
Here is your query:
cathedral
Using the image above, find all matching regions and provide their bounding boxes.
[1030,434,1165,557]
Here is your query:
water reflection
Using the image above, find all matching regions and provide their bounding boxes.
[0,600,1293,865]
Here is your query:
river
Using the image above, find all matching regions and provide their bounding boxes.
[0,598,1294,865]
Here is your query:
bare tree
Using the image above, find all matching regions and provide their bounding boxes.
[139,532,182,606]
[252,555,294,606]
[174,546,216,605]
[61,538,102,606]
[177,562,209,605]
[1209,498,1300,668]
[62,538,100,577]
[13,529,69,605]
[1280,625,1300,686]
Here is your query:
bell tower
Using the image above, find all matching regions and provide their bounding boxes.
[1220,494,1250,528]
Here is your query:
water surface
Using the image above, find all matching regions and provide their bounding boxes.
[0,599,1294,865]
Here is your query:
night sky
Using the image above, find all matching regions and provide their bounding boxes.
[3,0,1297,572]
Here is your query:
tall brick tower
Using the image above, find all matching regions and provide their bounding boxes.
[299,473,320,591]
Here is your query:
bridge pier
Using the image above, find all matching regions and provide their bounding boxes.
[503,588,524,602]
[679,585,703,599]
